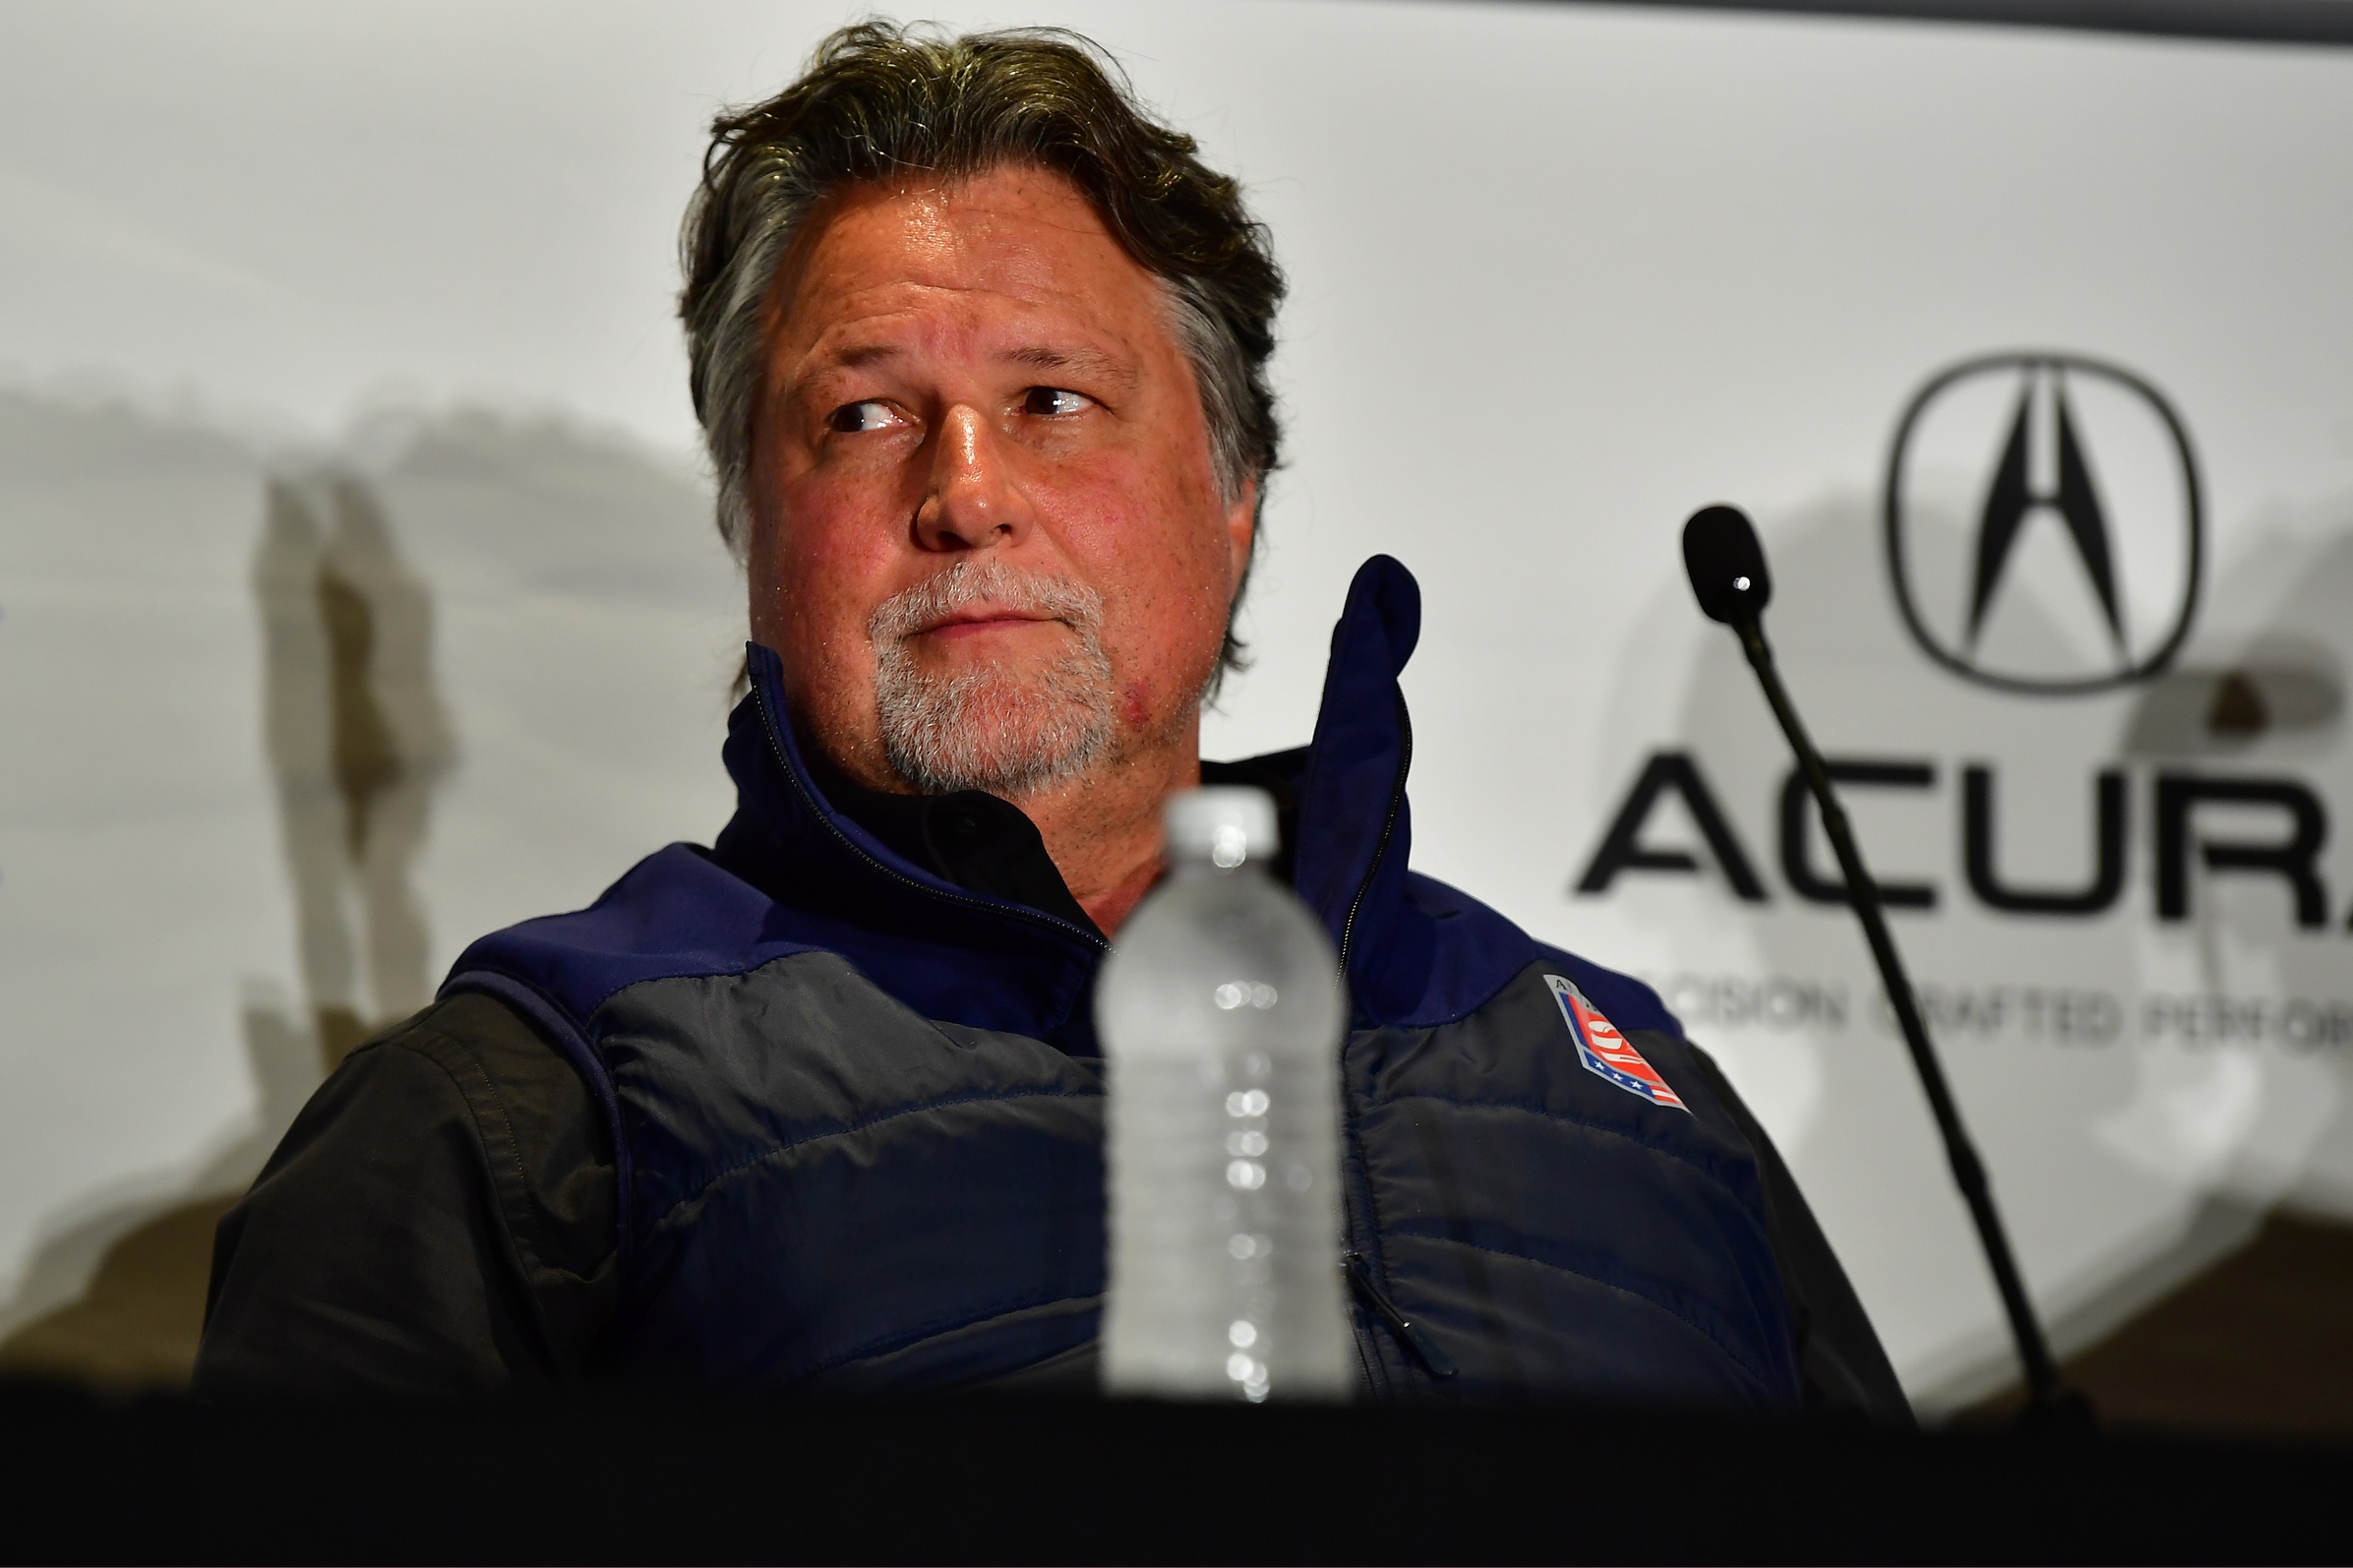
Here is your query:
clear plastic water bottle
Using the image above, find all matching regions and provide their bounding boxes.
[1098,786,1354,1402]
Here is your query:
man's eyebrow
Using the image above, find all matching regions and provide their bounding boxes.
[829,343,902,370]
[1000,344,1137,385]
[798,339,1139,391]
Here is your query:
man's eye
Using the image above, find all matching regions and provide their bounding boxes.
[1023,387,1093,418]
[827,400,900,434]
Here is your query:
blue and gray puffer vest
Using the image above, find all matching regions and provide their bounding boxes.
[442,557,1799,1408]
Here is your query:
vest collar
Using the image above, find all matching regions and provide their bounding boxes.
[714,555,1425,1012]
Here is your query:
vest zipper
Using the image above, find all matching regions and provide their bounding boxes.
[1332,692,1416,1392]
[1344,1250,1456,1379]
[751,674,1112,955]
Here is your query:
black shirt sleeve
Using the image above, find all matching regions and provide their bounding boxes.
[1684,1045,1915,1427]
[193,992,617,1398]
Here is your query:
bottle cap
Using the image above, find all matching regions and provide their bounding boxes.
[1164,786,1278,870]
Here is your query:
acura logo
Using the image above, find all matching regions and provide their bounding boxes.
[1884,353,2202,694]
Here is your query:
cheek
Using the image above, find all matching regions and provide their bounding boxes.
[1051,465,1234,697]
[754,479,901,674]
[1059,459,1232,599]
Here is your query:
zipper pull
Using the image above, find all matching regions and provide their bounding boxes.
[1343,1251,1457,1379]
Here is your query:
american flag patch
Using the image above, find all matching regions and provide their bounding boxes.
[1545,975,1688,1112]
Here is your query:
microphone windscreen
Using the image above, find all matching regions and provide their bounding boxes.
[1682,505,1773,625]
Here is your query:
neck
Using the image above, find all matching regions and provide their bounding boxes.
[1011,715,1200,936]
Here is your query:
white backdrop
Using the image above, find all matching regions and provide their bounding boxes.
[3,0,2349,1409]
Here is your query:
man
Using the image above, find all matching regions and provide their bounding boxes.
[198,23,1906,1419]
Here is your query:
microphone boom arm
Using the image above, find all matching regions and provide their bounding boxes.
[1729,614,2075,1420]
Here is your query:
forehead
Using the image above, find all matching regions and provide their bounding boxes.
[769,165,1170,359]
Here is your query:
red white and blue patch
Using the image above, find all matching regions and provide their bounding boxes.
[1545,975,1688,1112]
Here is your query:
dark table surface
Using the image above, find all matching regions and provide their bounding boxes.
[3,1377,2346,1564]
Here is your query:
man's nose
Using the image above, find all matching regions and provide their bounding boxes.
[914,404,1031,552]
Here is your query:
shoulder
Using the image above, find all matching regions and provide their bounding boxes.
[1528,941,1682,1039]
[376,993,614,1180]
[197,993,616,1396]
[270,994,571,1160]
[1384,871,1678,1038]
[275,994,612,1221]
[444,841,827,1032]
[375,989,592,1090]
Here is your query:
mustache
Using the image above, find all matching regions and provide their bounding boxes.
[867,560,1104,644]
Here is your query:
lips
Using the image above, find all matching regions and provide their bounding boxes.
[868,561,1104,648]
[917,608,1058,639]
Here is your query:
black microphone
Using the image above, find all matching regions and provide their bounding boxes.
[1681,504,2086,1428]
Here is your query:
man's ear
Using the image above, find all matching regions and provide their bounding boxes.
[1223,475,1259,594]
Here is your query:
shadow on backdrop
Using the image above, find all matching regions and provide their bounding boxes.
[256,470,452,1065]
[0,467,450,1384]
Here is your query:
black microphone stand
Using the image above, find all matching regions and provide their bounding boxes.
[1727,610,2086,1427]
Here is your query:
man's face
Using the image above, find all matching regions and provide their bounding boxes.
[748,163,1255,797]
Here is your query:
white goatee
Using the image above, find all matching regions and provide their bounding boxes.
[869,559,1117,798]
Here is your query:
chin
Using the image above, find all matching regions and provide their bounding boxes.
[875,644,1119,798]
